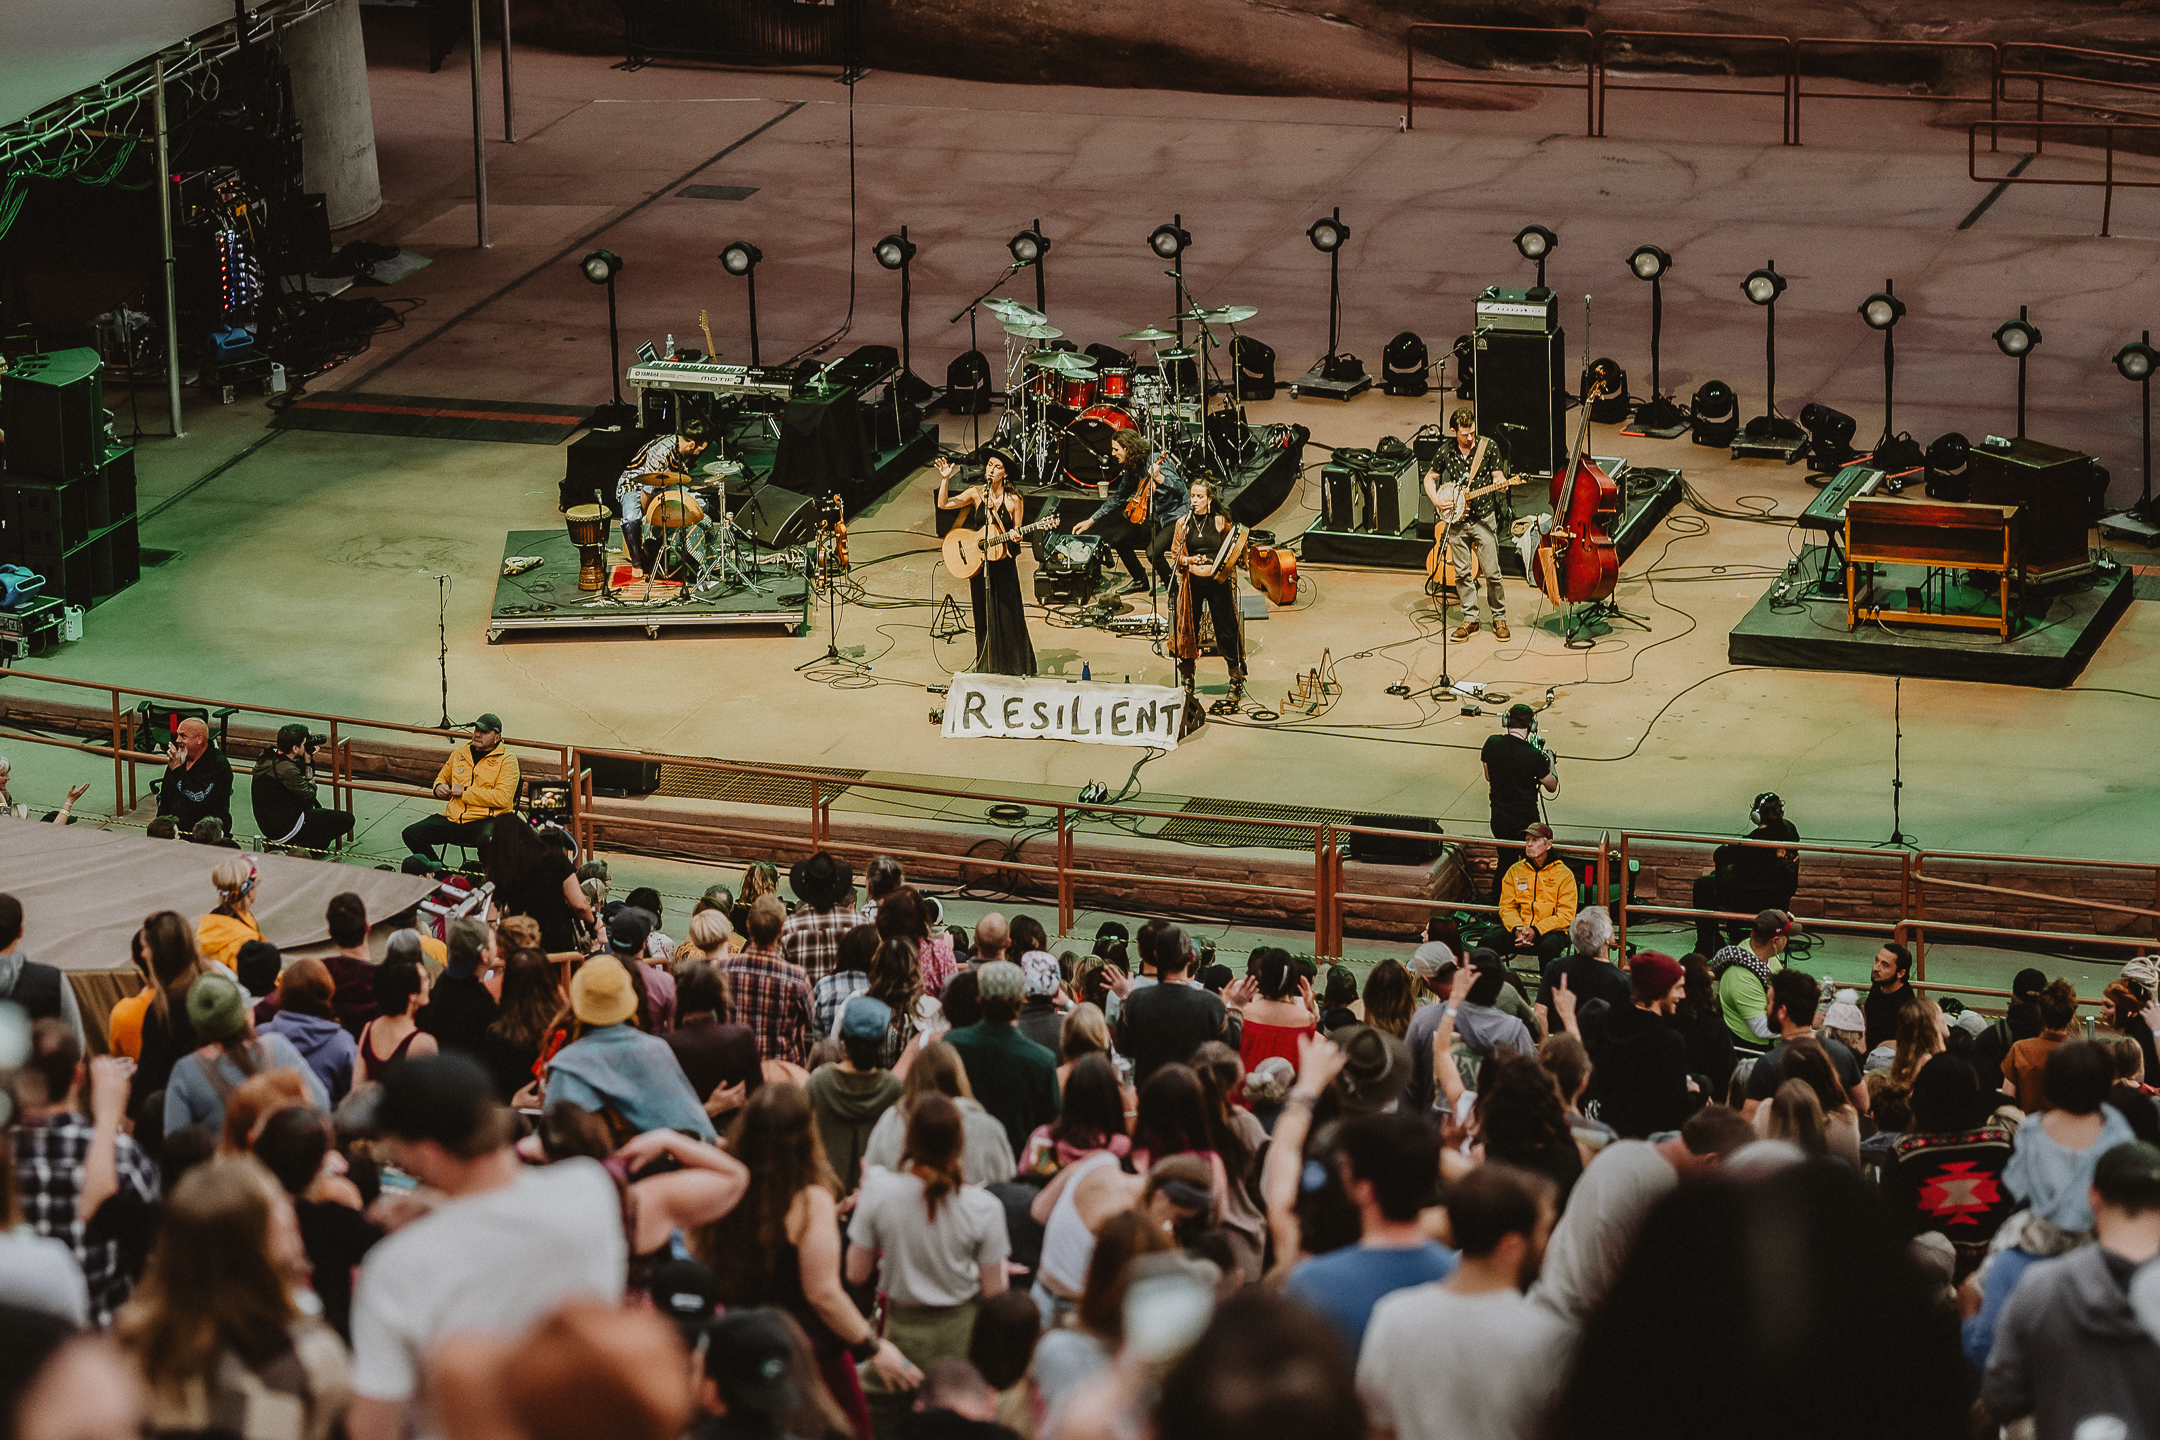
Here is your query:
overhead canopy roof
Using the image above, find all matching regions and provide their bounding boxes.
[0,0,268,130]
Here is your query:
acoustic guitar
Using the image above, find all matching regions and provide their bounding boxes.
[942,514,1063,578]
[1424,475,1530,584]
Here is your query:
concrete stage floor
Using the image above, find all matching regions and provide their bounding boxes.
[8,14,2160,880]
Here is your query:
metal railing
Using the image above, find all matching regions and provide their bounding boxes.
[7,671,2159,987]
[1968,119,2160,235]
[1404,23,1597,134]
[1791,37,2000,147]
[1999,42,2160,153]
[0,668,573,847]
[1597,31,1795,144]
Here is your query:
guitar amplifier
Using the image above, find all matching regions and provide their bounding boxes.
[1473,287,1558,334]
[1357,457,1420,536]
[1320,464,1360,530]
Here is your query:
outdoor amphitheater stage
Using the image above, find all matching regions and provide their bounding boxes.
[11,46,2160,868]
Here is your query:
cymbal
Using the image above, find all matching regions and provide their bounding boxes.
[1170,305,1259,325]
[986,298,1047,323]
[1154,347,1195,362]
[1118,326,1177,343]
[1028,351,1099,377]
[1003,321,1064,340]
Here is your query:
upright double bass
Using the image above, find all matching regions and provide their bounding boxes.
[1531,295,1622,607]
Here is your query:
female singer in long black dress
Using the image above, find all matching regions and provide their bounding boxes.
[933,447,1037,676]
[1168,477,1248,716]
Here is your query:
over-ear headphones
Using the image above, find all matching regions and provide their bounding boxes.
[1751,792,1782,827]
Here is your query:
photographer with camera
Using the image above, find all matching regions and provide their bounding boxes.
[251,722,356,853]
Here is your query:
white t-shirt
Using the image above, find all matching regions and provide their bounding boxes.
[1358,1283,1571,1440]
[350,1159,625,1404]
[0,1227,89,1326]
[846,1168,1008,1308]
[1528,1140,1677,1327]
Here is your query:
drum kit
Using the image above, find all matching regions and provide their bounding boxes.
[562,461,777,604]
[981,296,1259,488]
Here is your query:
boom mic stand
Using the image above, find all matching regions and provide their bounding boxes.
[421,571,455,728]
[950,262,1026,462]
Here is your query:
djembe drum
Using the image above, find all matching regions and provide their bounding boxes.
[564,505,612,591]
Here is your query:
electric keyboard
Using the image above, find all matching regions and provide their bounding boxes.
[625,360,796,399]
[1799,465,1886,533]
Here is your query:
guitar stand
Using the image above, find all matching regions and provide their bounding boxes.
[931,594,971,643]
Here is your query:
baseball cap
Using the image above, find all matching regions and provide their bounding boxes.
[840,994,894,1042]
[186,972,250,1043]
[645,1257,717,1342]
[1020,950,1061,997]
[1407,941,1455,979]
[701,1309,801,1416]
[474,713,503,734]
[608,907,656,957]
[1523,822,1554,841]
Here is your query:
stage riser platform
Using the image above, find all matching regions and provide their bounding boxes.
[1727,547,2135,689]
[1301,472,1683,573]
[487,529,811,641]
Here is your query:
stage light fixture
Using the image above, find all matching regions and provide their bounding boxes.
[1925,432,1971,502]
[1626,244,1685,436]
[874,232,916,271]
[1735,261,1803,458]
[1994,306,2041,436]
[1514,224,1558,295]
[2117,332,2159,518]
[1690,379,1739,447]
[872,225,924,396]
[1010,220,1051,311]
[1799,402,1857,472]
[1149,221,1191,260]
[1856,279,1924,474]
[1304,207,1363,386]
[720,241,761,276]
[576,250,628,408]
[719,241,764,366]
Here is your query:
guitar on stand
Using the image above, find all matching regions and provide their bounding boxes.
[698,309,718,362]
[1531,296,1630,642]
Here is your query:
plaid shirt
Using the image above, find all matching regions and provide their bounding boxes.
[813,970,871,1040]
[722,945,815,1066]
[779,902,874,985]
[11,1112,159,1327]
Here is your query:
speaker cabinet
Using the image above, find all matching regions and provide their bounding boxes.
[1964,437,2106,579]
[2,349,104,479]
[1348,814,1444,865]
[735,484,818,547]
[1473,328,1566,476]
[1320,464,1359,530]
[588,754,661,797]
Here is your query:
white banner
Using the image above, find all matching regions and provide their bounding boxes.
[941,673,1184,749]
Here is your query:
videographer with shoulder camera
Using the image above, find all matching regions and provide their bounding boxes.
[251,722,356,853]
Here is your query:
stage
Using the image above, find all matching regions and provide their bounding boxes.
[487,529,811,641]
[1727,546,2137,689]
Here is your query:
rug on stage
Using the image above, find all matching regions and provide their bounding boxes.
[271,393,592,445]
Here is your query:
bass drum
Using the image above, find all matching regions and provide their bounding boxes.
[1060,404,1138,486]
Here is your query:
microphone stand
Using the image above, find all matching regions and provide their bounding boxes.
[949,261,1026,466]
[422,571,454,728]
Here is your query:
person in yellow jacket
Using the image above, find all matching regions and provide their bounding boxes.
[1496,822,1576,966]
[196,855,265,972]
[400,713,521,862]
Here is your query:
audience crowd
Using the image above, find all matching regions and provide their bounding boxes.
[3,824,2159,1440]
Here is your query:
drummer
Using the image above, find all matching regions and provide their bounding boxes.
[1072,433,1188,597]
[613,419,710,576]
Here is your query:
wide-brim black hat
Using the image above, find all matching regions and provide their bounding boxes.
[789,851,855,909]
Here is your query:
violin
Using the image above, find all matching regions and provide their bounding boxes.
[1531,296,1621,606]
